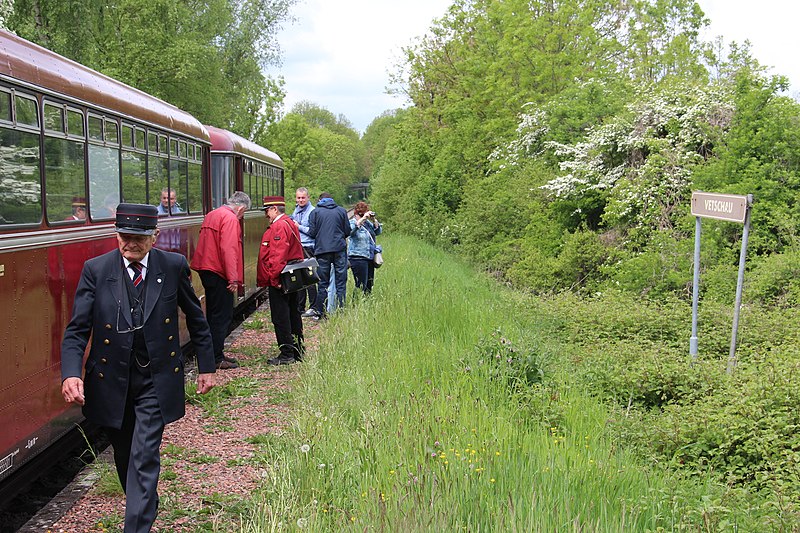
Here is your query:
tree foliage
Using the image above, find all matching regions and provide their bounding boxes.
[368,0,800,302]
[7,0,295,138]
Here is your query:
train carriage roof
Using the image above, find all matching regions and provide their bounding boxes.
[206,125,283,168]
[0,30,209,143]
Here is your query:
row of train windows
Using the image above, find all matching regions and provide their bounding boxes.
[0,88,204,226]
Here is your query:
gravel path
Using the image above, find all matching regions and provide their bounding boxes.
[42,309,314,532]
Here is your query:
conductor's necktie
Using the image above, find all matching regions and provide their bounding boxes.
[130,261,143,290]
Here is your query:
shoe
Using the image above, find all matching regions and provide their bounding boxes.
[301,309,319,318]
[216,359,239,370]
[268,356,296,366]
[223,355,238,364]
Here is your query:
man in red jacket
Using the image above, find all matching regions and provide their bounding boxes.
[257,195,305,365]
[190,191,251,369]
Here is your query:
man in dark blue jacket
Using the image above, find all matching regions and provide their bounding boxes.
[307,192,350,317]
[61,203,216,533]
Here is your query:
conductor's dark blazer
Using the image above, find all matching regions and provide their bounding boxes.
[61,247,215,428]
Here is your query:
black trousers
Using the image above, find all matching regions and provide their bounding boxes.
[106,363,164,533]
[268,286,303,359]
[199,270,233,364]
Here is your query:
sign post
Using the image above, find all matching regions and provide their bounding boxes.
[689,192,752,373]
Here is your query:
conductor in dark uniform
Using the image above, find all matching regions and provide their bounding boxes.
[60,203,216,533]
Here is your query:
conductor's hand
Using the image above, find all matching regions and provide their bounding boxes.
[227,281,238,293]
[62,377,85,406]
[197,373,215,395]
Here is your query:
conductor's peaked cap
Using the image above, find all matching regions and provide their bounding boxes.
[115,203,158,235]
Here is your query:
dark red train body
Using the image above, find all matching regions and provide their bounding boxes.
[0,30,282,493]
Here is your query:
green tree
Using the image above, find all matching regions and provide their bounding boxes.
[8,0,295,138]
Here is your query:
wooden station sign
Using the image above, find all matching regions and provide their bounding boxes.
[690,191,748,223]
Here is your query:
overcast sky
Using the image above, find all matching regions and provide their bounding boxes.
[269,0,800,135]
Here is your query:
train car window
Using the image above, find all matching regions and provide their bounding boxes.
[149,150,169,213]
[14,94,38,127]
[67,108,84,138]
[89,143,121,220]
[0,125,42,225]
[210,154,233,208]
[105,120,119,145]
[43,102,65,133]
[159,135,167,154]
[122,124,134,148]
[135,128,145,150]
[88,115,103,141]
[168,156,188,216]
[0,90,11,122]
[147,131,157,153]
[171,139,178,157]
[187,160,202,214]
[121,150,146,204]
[179,141,187,158]
[45,136,86,223]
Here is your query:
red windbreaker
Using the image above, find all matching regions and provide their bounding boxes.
[190,205,243,284]
[257,214,304,288]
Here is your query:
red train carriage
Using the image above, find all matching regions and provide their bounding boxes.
[0,30,282,496]
[207,125,284,298]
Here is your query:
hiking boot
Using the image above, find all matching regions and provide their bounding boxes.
[216,359,239,370]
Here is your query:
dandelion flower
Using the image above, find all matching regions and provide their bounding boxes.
[297,518,308,528]
[300,444,310,453]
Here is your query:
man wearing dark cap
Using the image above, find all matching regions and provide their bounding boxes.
[60,203,216,533]
[66,196,87,221]
[257,195,305,365]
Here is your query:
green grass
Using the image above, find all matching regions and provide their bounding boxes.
[240,234,744,531]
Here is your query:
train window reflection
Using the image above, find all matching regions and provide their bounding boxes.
[122,124,134,148]
[135,128,145,151]
[106,120,118,145]
[0,126,41,225]
[0,91,10,123]
[15,94,38,127]
[122,150,146,204]
[187,161,202,214]
[45,137,86,223]
[89,144,120,220]
[150,151,169,210]
[159,135,167,154]
[43,102,64,133]
[148,131,157,153]
[67,109,84,138]
[88,115,103,141]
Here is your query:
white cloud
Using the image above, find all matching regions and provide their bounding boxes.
[698,0,800,95]
[269,0,451,133]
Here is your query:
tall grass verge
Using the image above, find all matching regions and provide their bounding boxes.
[243,234,741,531]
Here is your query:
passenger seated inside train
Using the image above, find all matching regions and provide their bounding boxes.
[157,187,184,215]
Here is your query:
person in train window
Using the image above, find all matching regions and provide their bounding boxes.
[66,196,87,221]
[60,203,216,533]
[190,191,251,369]
[157,187,183,215]
[257,195,305,364]
[291,187,317,316]
[94,192,119,219]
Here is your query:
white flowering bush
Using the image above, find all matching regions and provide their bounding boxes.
[494,83,734,236]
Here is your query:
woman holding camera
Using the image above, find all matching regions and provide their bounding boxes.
[348,201,382,294]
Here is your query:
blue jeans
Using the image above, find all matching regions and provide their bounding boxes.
[349,256,375,294]
[313,251,347,315]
